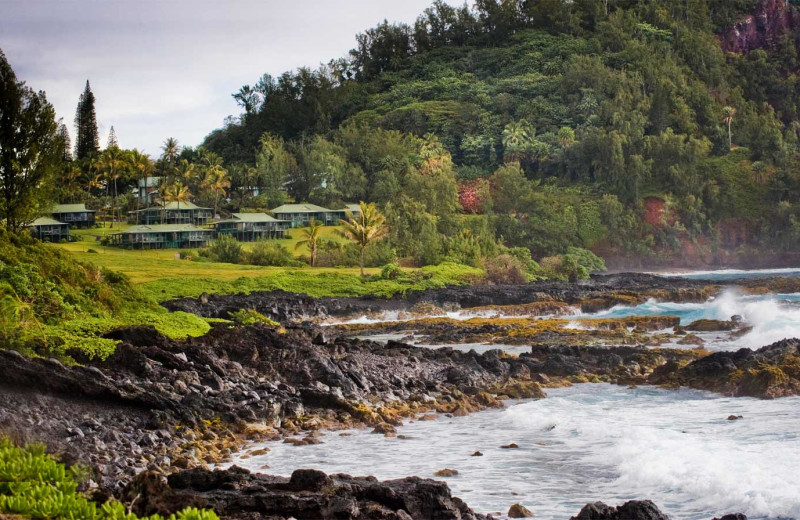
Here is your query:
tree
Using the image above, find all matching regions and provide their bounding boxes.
[337,201,389,276]
[73,80,99,160]
[57,123,72,162]
[501,120,534,163]
[161,137,180,176]
[160,181,192,223]
[201,161,230,218]
[0,50,61,232]
[129,149,154,209]
[295,219,323,266]
[255,133,292,208]
[106,125,118,149]
[97,145,128,227]
[722,106,736,151]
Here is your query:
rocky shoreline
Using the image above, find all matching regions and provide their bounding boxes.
[2,274,787,519]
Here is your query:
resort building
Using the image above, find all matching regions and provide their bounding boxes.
[136,177,163,206]
[110,224,214,249]
[51,203,96,229]
[27,217,70,242]
[129,201,213,226]
[270,203,360,228]
[213,213,289,241]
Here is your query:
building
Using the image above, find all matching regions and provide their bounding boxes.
[129,201,213,226]
[27,217,70,242]
[110,224,214,249]
[270,203,359,228]
[51,203,96,229]
[136,177,163,206]
[213,213,289,241]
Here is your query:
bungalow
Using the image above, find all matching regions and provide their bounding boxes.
[110,224,214,249]
[51,203,96,229]
[270,203,360,228]
[27,217,70,242]
[129,201,213,226]
[213,213,289,241]
[136,177,163,206]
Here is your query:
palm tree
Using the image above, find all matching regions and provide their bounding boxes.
[161,137,180,166]
[202,167,231,219]
[160,181,193,224]
[752,161,768,185]
[176,159,197,185]
[501,120,534,163]
[130,149,154,210]
[295,219,323,267]
[337,202,389,276]
[722,106,736,151]
[98,146,128,228]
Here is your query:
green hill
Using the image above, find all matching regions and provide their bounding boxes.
[201,0,800,267]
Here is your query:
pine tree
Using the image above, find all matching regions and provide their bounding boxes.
[73,80,99,159]
[106,125,118,149]
[57,123,72,162]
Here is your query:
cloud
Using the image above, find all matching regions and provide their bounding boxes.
[0,0,434,156]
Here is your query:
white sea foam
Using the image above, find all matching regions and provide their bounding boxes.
[653,267,800,280]
[227,384,800,520]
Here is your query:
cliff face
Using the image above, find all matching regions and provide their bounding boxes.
[721,0,800,53]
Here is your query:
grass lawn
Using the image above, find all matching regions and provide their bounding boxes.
[56,225,483,302]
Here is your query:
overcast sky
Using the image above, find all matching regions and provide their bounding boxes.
[0,0,434,158]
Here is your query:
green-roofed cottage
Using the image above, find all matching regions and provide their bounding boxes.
[110,224,215,249]
[26,217,70,242]
[270,203,360,228]
[212,212,289,241]
[51,203,96,228]
[129,201,213,226]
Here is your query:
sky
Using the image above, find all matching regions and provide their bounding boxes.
[0,0,434,158]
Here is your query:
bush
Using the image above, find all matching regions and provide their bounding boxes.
[380,263,403,280]
[228,308,280,327]
[0,437,219,520]
[483,254,530,284]
[205,235,244,264]
[247,241,302,267]
[539,254,590,282]
[566,247,606,273]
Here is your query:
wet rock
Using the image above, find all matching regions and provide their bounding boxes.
[124,466,489,520]
[500,443,519,449]
[677,334,705,346]
[712,514,748,520]
[472,451,483,456]
[371,423,397,435]
[727,415,743,421]
[508,503,534,518]
[434,468,459,477]
[570,500,669,520]
[685,319,737,332]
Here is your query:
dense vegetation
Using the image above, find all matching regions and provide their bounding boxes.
[197,0,800,264]
[0,437,218,519]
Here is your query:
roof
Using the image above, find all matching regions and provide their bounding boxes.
[345,204,362,213]
[28,217,67,227]
[270,203,332,214]
[134,201,209,212]
[113,224,214,235]
[52,203,95,214]
[215,212,283,225]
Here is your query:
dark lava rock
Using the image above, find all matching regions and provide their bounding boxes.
[712,515,748,520]
[124,466,489,520]
[685,319,738,332]
[570,500,670,520]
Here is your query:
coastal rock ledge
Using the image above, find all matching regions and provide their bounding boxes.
[125,466,746,520]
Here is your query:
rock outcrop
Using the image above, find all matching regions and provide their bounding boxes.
[721,0,800,54]
[124,466,488,520]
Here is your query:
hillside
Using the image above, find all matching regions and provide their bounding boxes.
[202,0,800,268]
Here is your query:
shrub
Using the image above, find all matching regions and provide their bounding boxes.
[0,437,219,519]
[380,263,403,280]
[566,247,606,273]
[228,308,280,327]
[205,235,244,264]
[247,241,301,267]
[483,254,530,284]
[539,254,590,282]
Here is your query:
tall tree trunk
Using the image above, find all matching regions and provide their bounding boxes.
[359,247,365,277]
[728,121,732,150]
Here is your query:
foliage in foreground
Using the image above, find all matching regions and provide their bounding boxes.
[0,438,218,520]
[0,231,209,360]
